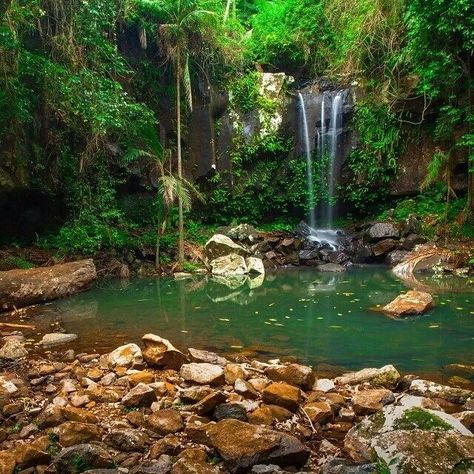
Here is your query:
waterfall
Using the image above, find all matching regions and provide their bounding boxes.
[318,92,326,158]
[327,91,343,227]
[298,92,316,229]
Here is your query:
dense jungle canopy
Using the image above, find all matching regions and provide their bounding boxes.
[0,0,473,260]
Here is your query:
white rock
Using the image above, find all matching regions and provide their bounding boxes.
[107,343,143,369]
[180,363,225,386]
[314,379,335,393]
[40,333,78,346]
[246,257,265,275]
[205,234,248,260]
[210,254,248,276]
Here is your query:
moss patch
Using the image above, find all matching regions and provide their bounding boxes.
[394,408,452,431]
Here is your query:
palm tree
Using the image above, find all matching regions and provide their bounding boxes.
[156,0,215,266]
[126,128,204,271]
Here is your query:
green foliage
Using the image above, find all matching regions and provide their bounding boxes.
[230,71,261,113]
[344,102,400,210]
[248,0,331,74]
[0,256,34,271]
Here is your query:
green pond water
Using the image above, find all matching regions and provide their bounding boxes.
[33,267,474,380]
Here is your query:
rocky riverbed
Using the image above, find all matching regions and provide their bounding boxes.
[0,332,473,474]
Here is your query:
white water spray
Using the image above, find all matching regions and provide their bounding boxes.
[298,92,316,229]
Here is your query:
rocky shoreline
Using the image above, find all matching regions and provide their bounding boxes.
[0,333,473,474]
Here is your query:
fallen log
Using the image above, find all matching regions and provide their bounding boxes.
[0,259,97,311]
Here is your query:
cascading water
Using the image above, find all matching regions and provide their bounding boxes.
[298,92,316,229]
[326,91,343,227]
[297,87,349,249]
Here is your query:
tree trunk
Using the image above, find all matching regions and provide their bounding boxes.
[176,45,185,266]
[0,259,97,312]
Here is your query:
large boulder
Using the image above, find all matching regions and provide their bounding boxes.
[205,234,248,260]
[188,419,310,471]
[210,254,248,276]
[408,379,473,404]
[364,223,400,242]
[226,224,259,242]
[382,291,433,316]
[142,334,187,369]
[345,395,474,472]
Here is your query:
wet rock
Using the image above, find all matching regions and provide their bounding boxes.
[188,348,227,366]
[214,403,248,421]
[53,421,102,447]
[385,249,409,266]
[409,379,473,404]
[210,254,248,276]
[40,333,78,346]
[246,257,265,275]
[299,248,320,261]
[402,233,428,250]
[54,444,112,473]
[250,465,283,473]
[142,334,187,370]
[335,365,400,388]
[107,343,143,369]
[370,239,396,257]
[148,409,184,435]
[265,363,315,390]
[317,263,345,273]
[352,389,395,415]
[190,418,310,471]
[205,234,248,259]
[303,401,333,424]
[365,222,400,242]
[0,338,28,359]
[262,382,301,412]
[0,451,16,474]
[104,428,148,452]
[382,290,433,316]
[122,383,157,407]
[180,363,225,386]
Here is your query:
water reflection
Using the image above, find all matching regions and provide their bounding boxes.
[23,267,474,379]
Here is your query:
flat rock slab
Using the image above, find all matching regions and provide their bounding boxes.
[180,363,225,386]
[382,290,433,316]
[40,333,78,346]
